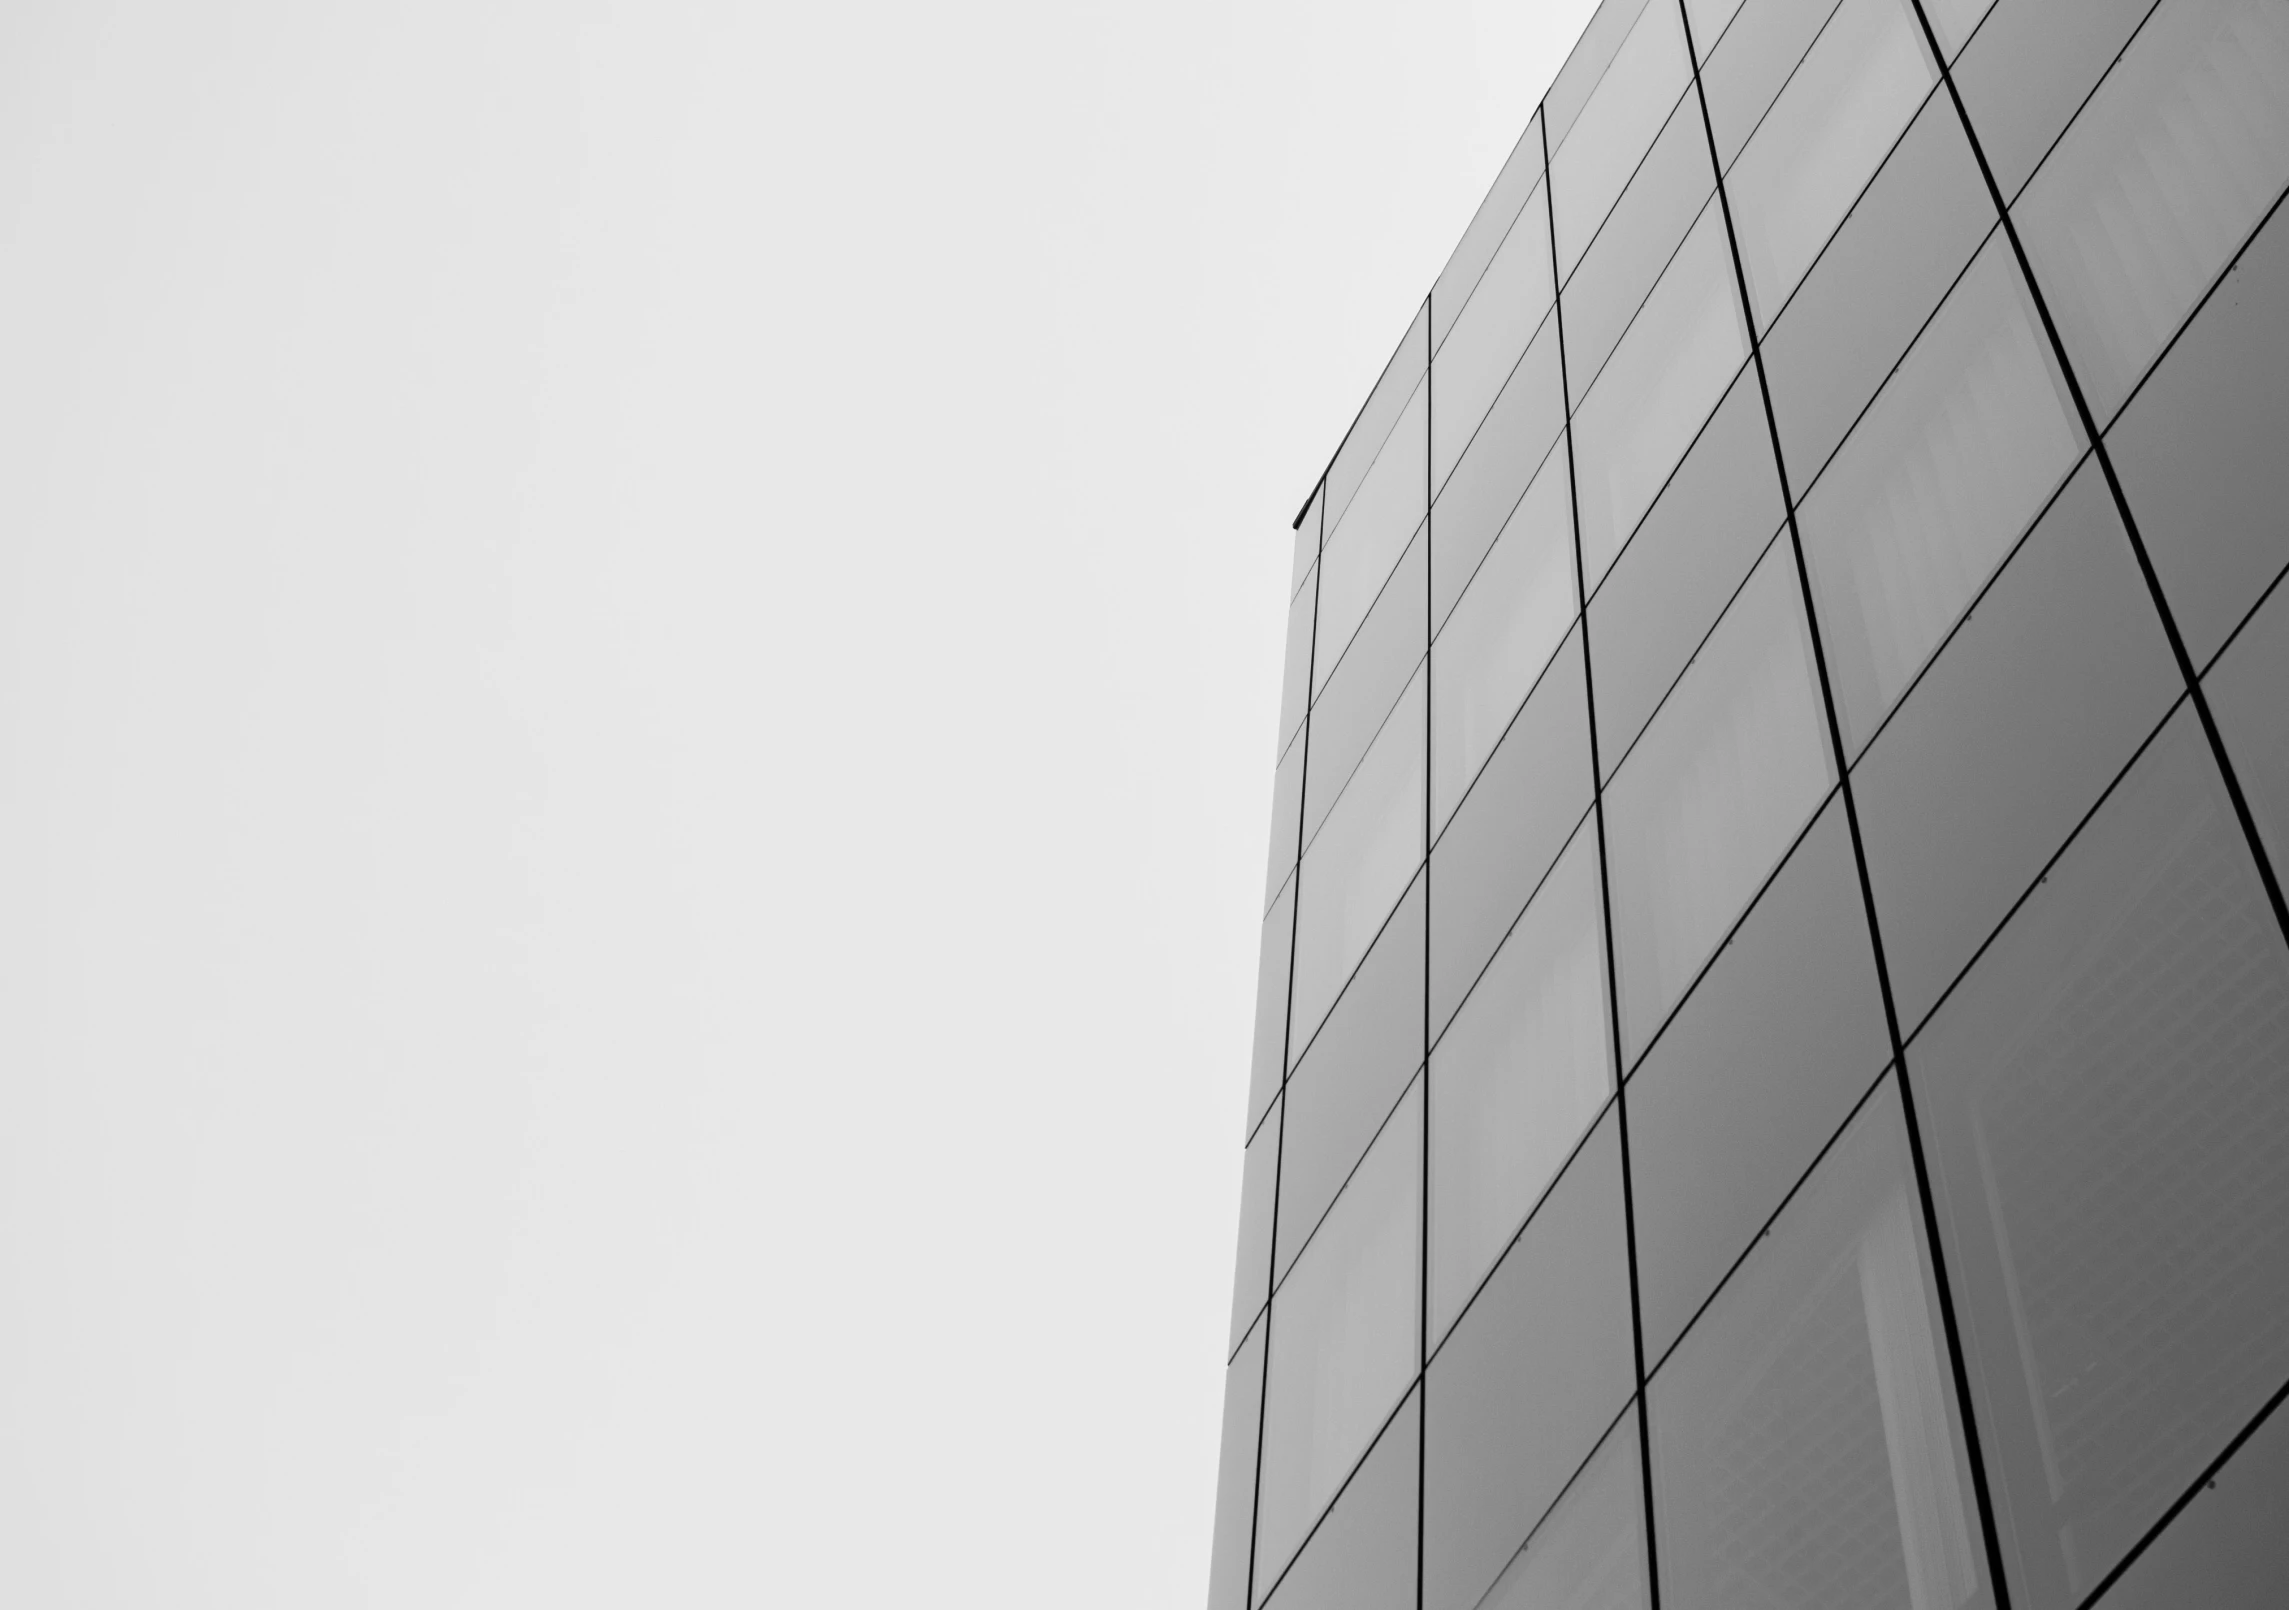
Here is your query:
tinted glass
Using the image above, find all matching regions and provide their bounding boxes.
[2205,574,2289,867]
[1422,1111,1634,1610]
[1684,0,1750,61]
[1551,0,1693,279]
[1433,454,1576,831]
[1261,1387,1419,1610]
[1257,1076,1423,1591]
[1436,110,1546,353]
[2015,0,2289,425]
[1306,528,1426,851]
[1856,457,2183,1034]
[1208,1317,1267,1610]
[1548,0,1657,154]
[1649,1077,1992,1610]
[1277,562,1315,759]
[1562,94,1715,408]
[1431,320,1567,636]
[1280,875,1425,1287]
[1231,1094,1280,1357]
[1587,365,1783,776]
[1921,0,1998,57]
[1627,797,1892,1365]
[1429,826,1609,1345]
[1605,540,1834,1064]
[1761,89,1995,490]
[2108,190,2289,666]
[1727,0,1935,327]
[1909,707,2289,1610]
[1430,630,1593,1037]
[1698,0,1847,170]
[1952,0,2161,202]
[1327,305,1430,534]
[1249,879,1295,1135]
[1435,187,1555,493]
[1292,663,1425,1053]
[1320,379,1428,697]
[1800,233,2084,754]
[1474,1406,1650,1610]
[1266,728,1305,914]
[1572,204,1749,591]
[2091,1394,2289,1610]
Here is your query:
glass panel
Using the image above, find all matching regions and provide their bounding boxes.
[1278,561,1316,759]
[1328,305,1431,535]
[1261,1387,1420,1610]
[2107,168,2289,666]
[1422,1110,1634,1610]
[1573,204,1749,592]
[1856,457,2183,1035]
[1627,797,1892,1367]
[1280,874,1426,1287]
[1606,540,1834,1064]
[1551,0,1693,279]
[1548,0,1658,155]
[1474,1405,1651,1610]
[1799,232,2084,754]
[1250,878,1296,1136]
[1908,706,2289,1610]
[1321,382,1428,698]
[1430,630,1593,1038]
[1429,827,1610,1346]
[2205,573,2289,869]
[1435,183,1555,494]
[1952,0,2162,202]
[2090,1394,2289,1610]
[1232,1094,1281,1357]
[1686,0,1752,60]
[1266,729,1305,914]
[1563,94,1716,409]
[1433,455,1576,832]
[1432,319,1567,637]
[1257,1077,1423,1592]
[1306,527,1426,852]
[1293,485,1322,600]
[1699,0,1849,171]
[1921,0,1998,58]
[1436,110,1547,353]
[1587,365,1783,777]
[1728,0,1936,327]
[1761,89,1995,492]
[1649,1077,1993,1610]
[1293,663,1425,1054]
[2016,0,2289,426]
[1208,1316,1267,1610]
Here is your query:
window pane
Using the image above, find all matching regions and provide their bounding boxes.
[1572,204,1749,592]
[1474,1405,1650,1610]
[1649,1076,1992,1610]
[2205,572,2289,869]
[1728,0,1936,327]
[1266,729,1305,914]
[1293,485,1322,599]
[1423,1110,1634,1610]
[1430,630,1593,1037]
[1952,0,2162,202]
[1436,111,1545,353]
[1281,874,1425,1288]
[2108,183,2289,666]
[1258,1077,1423,1592]
[1799,232,2084,754]
[1208,1316,1267,1610]
[1627,797,1892,1366]
[2089,1393,2289,1610]
[1551,0,1693,279]
[1262,1387,1419,1610]
[2016,0,2289,425]
[1699,0,1849,171]
[1306,528,1426,852]
[1908,706,2289,1610]
[1232,1094,1281,1357]
[1587,364,1783,777]
[1548,0,1658,155]
[1293,663,1425,1053]
[1433,454,1576,831]
[1856,457,2183,1035]
[1321,380,1428,698]
[1563,94,1716,410]
[1278,561,1315,759]
[1921,0,1997,58]
[1435,185,1555,494]
[1429,826,1610,1345]
[1328,305,1430,535]
[1761,88,1995,492]
[1250,878,1295,1136]
[1606,539,1834,1064]
[1431,318,1567,636]
[1685,0,1751,61]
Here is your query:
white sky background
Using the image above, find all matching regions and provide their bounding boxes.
[0,1,1600,1603]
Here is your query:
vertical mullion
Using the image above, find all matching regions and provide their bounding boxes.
[1418,295,1434,1610]
[1668,3,2017,1605]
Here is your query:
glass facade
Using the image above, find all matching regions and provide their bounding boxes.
[1213,2,2289,1607]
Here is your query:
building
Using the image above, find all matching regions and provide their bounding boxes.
[1209,1,2289,1607]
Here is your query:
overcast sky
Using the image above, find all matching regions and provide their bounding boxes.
[0,1,1598,1603]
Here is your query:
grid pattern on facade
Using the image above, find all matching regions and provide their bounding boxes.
[1211,1,2289,1607]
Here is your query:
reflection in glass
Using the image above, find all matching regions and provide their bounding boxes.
[2016,0,2289,425]
[1605,541,1833,1064]
[1728,0,1933,326]
[1562,95,1715,409]
[1800,235,2083,754]
[1257,1077,1423,1593]
[1432,320,1568,637]
[1478,1406,1648,1610]
[1651,1077,1989,1610]
[1430,827,1609,1344]
[1699,0,1853,170]
[1435,183,1555,493]
[1552,0,1691,279]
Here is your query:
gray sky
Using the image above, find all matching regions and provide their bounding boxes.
[0,1,1597,1602]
